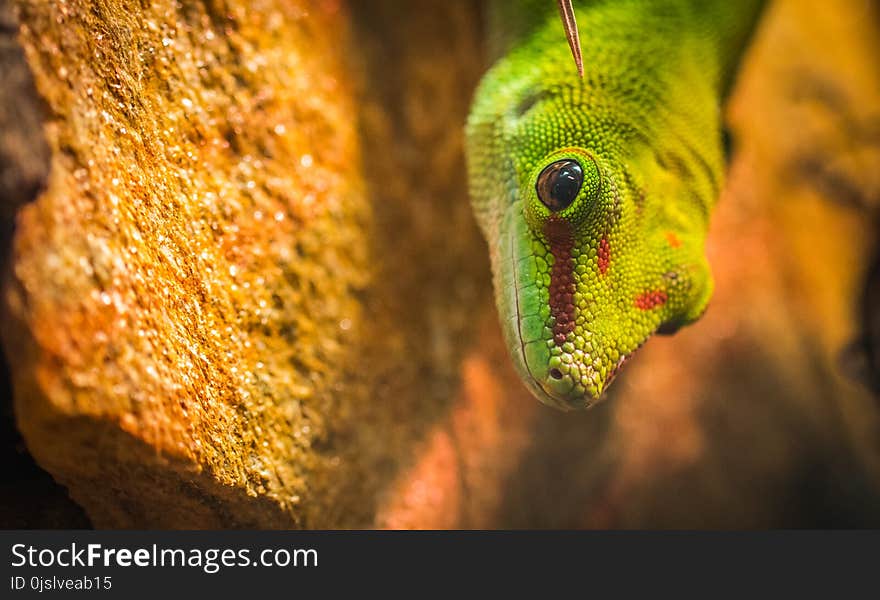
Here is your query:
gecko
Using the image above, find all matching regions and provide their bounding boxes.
[465,0,765,409]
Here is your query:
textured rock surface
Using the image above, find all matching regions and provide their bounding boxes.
[2,0,879,529]
[4,0,375,528]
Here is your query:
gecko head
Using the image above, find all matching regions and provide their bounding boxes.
[464,47,717,410]
[497,146,713,410]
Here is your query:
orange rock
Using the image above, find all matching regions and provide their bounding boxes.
[4,0,371,528]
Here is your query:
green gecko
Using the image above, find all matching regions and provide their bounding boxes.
[465,0,765,410]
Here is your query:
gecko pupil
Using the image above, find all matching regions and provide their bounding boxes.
[536,159,583,211]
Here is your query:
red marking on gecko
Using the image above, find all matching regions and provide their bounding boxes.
[665,232,682,248]
[544,217,576,345]
[597,236,610,275]
[634,290,668,310]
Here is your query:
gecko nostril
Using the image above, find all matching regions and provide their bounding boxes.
[549,368,563,380]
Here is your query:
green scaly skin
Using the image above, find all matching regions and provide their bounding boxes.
[466,0,764,410]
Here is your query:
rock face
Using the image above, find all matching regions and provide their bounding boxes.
[2,0,880,529]
[4,0,376,528]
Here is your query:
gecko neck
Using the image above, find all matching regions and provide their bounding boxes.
[489,0,764,92]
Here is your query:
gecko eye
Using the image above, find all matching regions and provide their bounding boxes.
[536,159,583,211]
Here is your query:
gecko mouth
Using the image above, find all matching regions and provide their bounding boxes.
[503,203,650,410]
[509,266,573,410]
[604,338,648,388]
[522,325,646,411]
[496,202,650,411]
[503,211,570,410]
[503,209,593,410]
